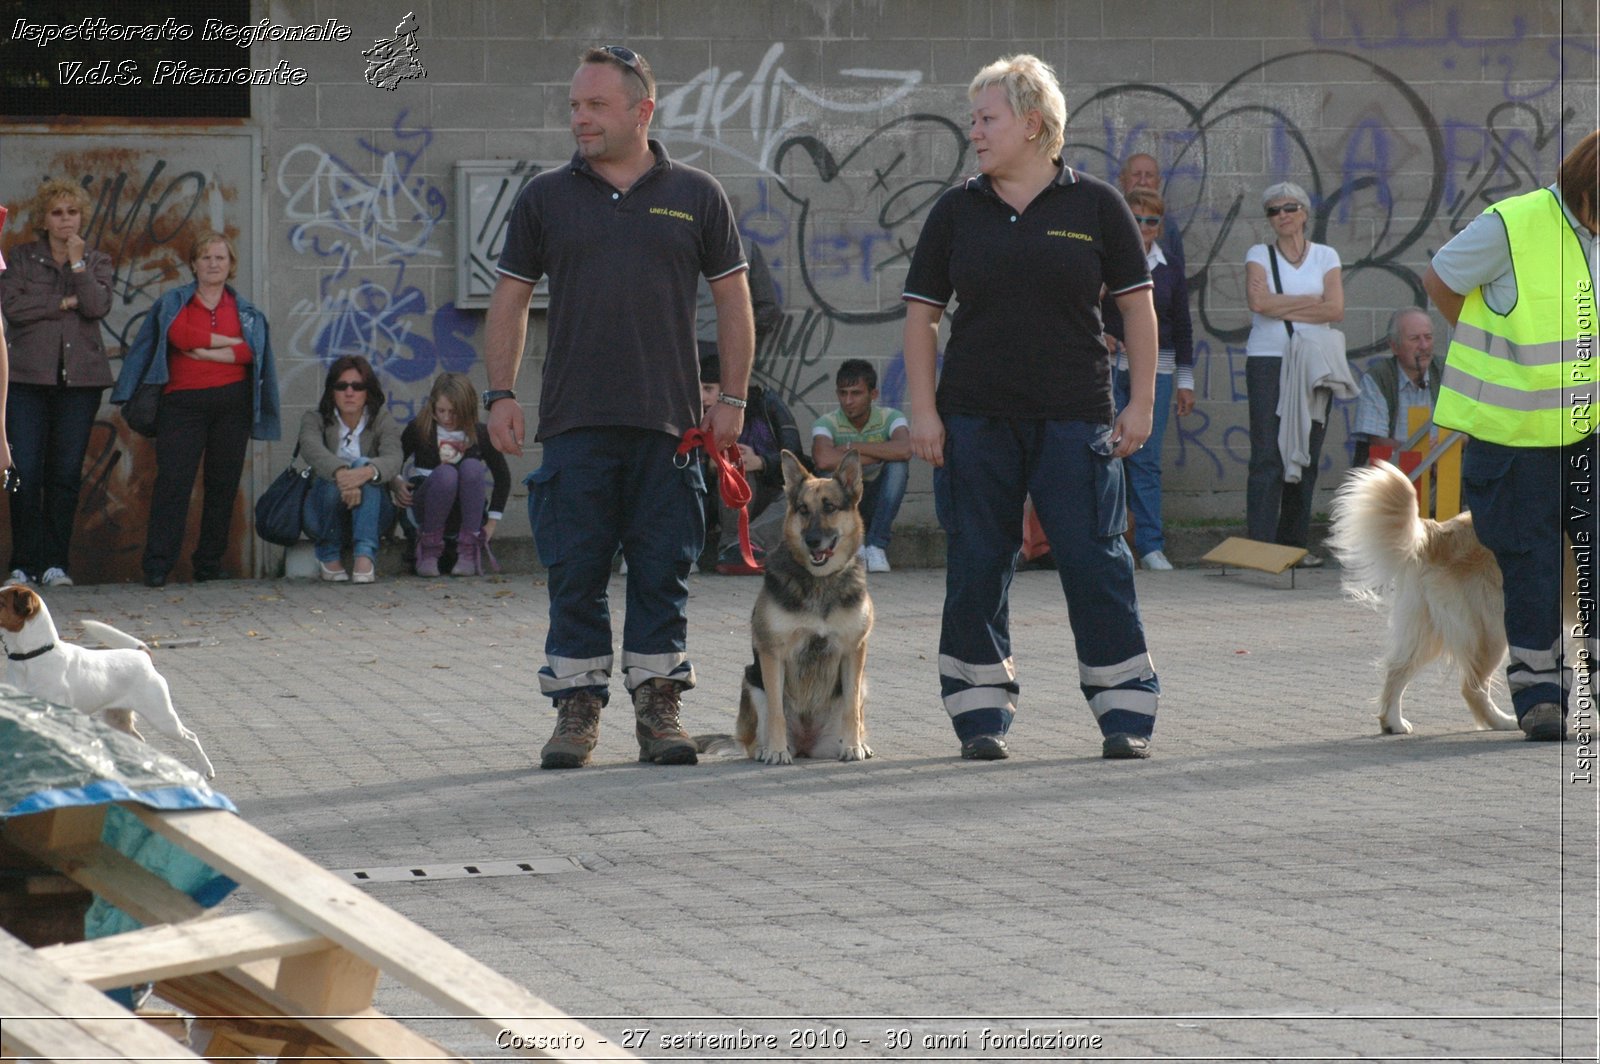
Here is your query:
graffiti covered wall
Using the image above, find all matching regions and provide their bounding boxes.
[3,0,1594,576]
[257,0,1592,534]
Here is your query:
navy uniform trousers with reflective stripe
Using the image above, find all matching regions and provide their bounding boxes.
[933,415,1160,742]
[1461,433,1597,720]
[526,427,706,704]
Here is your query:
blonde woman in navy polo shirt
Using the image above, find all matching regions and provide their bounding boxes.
[903,54,1163,761]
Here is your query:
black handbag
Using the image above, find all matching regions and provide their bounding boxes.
[255,445,312,546]
[120,381,163,438]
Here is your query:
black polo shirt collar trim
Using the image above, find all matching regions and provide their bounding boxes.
[963,161,1078,200]
[568,138,674,193]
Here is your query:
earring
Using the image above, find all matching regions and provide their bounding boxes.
[1026,131,1039,141]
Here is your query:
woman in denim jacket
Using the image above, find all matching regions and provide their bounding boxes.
[112,230,281,586]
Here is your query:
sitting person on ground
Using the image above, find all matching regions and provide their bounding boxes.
[299,356,402,584]
[698,351,805,574]
[810,358,910,573]
[398,372,511,577]
[1101,186,1195,572]
[1351,307,1441,467]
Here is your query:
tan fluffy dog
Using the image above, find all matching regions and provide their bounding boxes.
[1328,460,1570,736]
[735,451,874,764]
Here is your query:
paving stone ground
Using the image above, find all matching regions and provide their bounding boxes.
[30,563,1598,1062]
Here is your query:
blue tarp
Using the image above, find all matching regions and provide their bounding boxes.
[0,689,239,1003]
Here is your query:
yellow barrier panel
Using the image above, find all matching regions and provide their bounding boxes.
[1404,408,1464,519]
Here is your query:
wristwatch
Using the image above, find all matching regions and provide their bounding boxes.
[69,260,85,271]
[482,389,517,411]
[716,393,748,409]
[370,467,381,484]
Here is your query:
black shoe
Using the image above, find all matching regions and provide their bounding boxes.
[960,734,1009,760]
[1102,733,1151,759]
[192,566,228,583]
[143,571,167,588]
[1519,703,1566,742]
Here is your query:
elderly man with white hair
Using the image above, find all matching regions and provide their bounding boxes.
[1350,307,1441,466]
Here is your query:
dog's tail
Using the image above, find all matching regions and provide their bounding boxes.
[693,733,745,757]
[1327,461,1430,607]
[78,619,149,652]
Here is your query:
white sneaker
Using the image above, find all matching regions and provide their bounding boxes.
[863,545,891,573]
[1139,550,1174,571]
[7,569,30,585]
[40,567,74,587]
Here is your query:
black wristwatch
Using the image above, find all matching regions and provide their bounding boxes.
[482,389,517,411]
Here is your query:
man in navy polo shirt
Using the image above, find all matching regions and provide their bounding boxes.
[484,45,755,771]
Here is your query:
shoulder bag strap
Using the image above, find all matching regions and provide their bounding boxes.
[1267,245,1295,338]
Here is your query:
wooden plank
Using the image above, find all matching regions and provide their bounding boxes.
[11,839,205,927]
[2,806,106,857]
[1201,536,1307,575]
[39,909,328,989]
[164,963,470,1062]
[275,945,380,1013]
[129,805,639,1060]
[0,928,205,1061]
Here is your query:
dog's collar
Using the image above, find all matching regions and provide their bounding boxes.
[7,643,54,661]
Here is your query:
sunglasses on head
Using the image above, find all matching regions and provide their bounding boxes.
[332,381,368,393]
[599,44,647,89]
[1266,203,1303,217]
[1134,214,1163,227]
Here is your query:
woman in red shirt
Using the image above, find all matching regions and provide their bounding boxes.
[120,231,281,586]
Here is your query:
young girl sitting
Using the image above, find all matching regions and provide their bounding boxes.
[400,373,511,576]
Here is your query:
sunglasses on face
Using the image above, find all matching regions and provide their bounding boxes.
[332,381,368,393]
[1134,215,1163,227]
[1266,203,1303,217]
[600,44,647,89]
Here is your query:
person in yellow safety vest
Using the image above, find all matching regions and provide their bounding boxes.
[1422,130,1599,742]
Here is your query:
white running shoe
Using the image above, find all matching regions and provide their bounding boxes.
[1139,550,1174,571]
[40,567,74,587]
[863,545,891,573]
[7,569,30,585]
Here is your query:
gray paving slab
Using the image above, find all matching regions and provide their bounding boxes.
[23,564,1598,1061]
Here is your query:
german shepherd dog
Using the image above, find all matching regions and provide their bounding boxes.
[1328,460,1574,736]
[734,450,875,764]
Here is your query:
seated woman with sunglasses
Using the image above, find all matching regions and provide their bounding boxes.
[114,229,281,587]
[298,356,402,583]
[1242,181,1344,566]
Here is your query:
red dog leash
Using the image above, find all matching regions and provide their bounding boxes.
[677,428,760,571]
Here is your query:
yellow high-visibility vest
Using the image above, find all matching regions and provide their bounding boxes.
[1435,189,1596,447]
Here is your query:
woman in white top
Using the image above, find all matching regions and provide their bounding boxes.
[1242,181,1344,564]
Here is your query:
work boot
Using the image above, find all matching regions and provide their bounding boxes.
[633,678,698,765]
[415,531,445,578]
[540,689,604,769]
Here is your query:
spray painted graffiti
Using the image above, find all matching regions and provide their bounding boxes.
[277,109,474,412]
[655,43,924,174]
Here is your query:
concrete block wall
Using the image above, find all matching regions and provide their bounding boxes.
[253,0,1595,539]
[3,0,1593,577]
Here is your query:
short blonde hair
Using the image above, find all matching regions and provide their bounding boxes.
[1125,188,1165,216]
[31,178,91,235]
[968,54,1066,160]
[188,229,238,282]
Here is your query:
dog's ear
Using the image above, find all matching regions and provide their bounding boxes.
[779,450,809,495]
[15,588,38,620]
[833,449,864,505]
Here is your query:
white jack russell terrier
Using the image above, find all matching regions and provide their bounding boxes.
[0,584,215,778]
